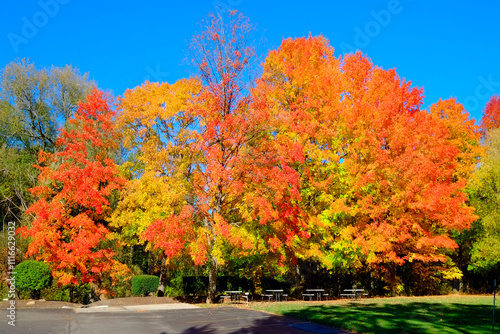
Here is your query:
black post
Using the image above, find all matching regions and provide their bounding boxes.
[494,279,496,332]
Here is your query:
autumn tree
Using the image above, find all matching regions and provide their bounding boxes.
[255,36,478,292]
[252,36,348,279]
[117,10,307,303]
[480,94,500,133]
[469,127,500,272]
[19,89,128,301]
[113,78,202,277]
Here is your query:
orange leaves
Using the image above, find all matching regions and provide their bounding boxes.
[256,35,478,272]
[114,28,479,286]
[20,89,128,289]
[428,98,484,180]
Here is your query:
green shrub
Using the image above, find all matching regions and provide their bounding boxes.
[131,275,159,296]
[164,273,184,297]
[14,260,52,299]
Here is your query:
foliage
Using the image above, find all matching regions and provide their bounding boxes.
[18,89,129,301]
[131,275,160,296]
[163,272,184,297]
[113,78,202,247]
[11,11,497,300]
[119,10,307,304]
[41,281,95,304]
[14,260,52,299]
[469,127,500,271]
[256,36,478,293]
[480,94,500,132]
[0,59,95,226]
[0,58,95,152]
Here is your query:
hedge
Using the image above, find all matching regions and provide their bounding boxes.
[14,260,52,299]
[131,275,160,296]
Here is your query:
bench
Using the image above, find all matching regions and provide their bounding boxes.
[302,293,314,301]
[340,293,355,298]
[261,294,273,302]
[322,293,329,300]
[220,295,232,303]
[241,292,251,305]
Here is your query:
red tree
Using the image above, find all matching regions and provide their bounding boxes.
[142,10,307,303]
[480,94,500,132]
[19,89,128,301]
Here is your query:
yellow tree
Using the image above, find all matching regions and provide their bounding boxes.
[117,11,308,303]
[113,78,201,249]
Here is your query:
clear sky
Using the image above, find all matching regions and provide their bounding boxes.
[1,0,499,122]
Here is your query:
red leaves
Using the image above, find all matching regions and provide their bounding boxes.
[20,89,128,290]
[480,94,500,132]
[143,206,195,258]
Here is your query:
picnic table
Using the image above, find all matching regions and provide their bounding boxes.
[305,289,325,301]
[224,290,242,303]
[341,289,366,299]
[266,289,284,301]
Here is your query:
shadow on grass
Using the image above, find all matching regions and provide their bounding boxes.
[278,302,498,334]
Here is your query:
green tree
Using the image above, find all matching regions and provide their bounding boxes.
[0,58,95,152]
[469,127,500,271]
[0,59,96,224]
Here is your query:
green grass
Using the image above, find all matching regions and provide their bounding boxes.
[249,295,499,334]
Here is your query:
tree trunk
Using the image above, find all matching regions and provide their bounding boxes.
[206,254,217,304]
[69,284,74,303]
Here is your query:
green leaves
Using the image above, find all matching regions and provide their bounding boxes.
[469,127,500,271]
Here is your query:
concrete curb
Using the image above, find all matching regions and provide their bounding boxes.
[75,303,200,313]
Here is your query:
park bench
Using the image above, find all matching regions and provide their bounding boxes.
[302,293,314,300]
[261,294,273,301]
[220,295,232,303]
[340,293,355,298]
[241,292,251,305]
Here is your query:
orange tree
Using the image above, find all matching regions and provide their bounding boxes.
[255,36,479,292]
[19,89,128,301]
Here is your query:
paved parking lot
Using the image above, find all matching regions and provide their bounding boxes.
[1,305,349,333]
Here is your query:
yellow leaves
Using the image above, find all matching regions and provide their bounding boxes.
[117,78,202,150]
[113,77,204,249]
[441,267,463,280]
[188,229,208,265]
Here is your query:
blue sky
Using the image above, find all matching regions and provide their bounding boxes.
[1,0,499,122]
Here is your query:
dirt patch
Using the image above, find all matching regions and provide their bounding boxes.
[88,296,179,307]
[1,299,82,309]
[1,296,181,309]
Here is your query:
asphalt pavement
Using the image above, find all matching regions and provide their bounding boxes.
[1,304,350,334]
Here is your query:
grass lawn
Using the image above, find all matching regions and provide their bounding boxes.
[248,295,499,334]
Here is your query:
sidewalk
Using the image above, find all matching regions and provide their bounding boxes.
[75,302,200,313]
